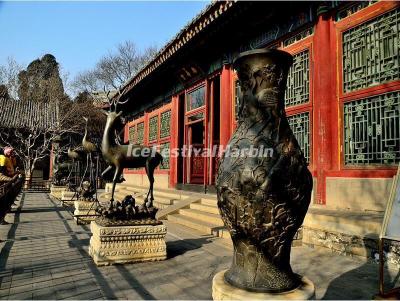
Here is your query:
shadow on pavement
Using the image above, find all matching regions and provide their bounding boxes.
[167,236,213,259]
[322,236,400,300]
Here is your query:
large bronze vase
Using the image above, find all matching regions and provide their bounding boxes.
[216,49,313,293]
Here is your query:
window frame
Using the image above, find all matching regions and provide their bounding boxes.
[335,1,400,169]
[282,35,314,169]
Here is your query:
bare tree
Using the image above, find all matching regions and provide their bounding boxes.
[72,70,101,94]
[72,40,158,92]
[0,99,104,182]
[0,57,23,100]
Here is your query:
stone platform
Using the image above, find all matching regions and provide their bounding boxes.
[50,185,67,199]
[73,200,99,224]
[89,219,167,266]
[212,270,315,300]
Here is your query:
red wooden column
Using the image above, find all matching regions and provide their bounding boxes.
[220,65,233,147]
[312,12,337,204]
[169,95,180,188]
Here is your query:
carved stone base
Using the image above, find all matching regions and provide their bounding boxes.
[212,270,315,300]
[61,191,76,207]
[89,220,167,266]
[74,200,99,224]
[50,185,67,199]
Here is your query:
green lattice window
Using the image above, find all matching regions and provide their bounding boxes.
[160,110,171,139]
[336,1,378,21]
[342,8,400,93]
[285,50,310,107]
[128,125,136,144]
[344,91,400,165]
[283,27,314,47]
[160,142,170,169]
[186,86,205,111]
[149,116,158,142]
[287,112,311,162]
[137,122,144,144]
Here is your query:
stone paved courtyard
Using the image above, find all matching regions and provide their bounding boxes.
[0,192,399,300]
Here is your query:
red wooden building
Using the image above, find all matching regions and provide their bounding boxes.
[115,1,400,214]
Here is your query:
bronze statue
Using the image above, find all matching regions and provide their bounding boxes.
[77,180,96,201]
[101,92,163,209]
[67,146,85,162]
[52,150,72,186]
[82,117,98,156]
[216,49,312,293]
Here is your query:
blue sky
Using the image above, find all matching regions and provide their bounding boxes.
[0,1,208,83]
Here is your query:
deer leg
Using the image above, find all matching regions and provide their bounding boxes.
[145,159,156,208]
[110,167,121,207]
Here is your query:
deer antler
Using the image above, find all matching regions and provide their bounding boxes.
[104,86,116,112]
[115,88,129,105]
[103,86,129,112]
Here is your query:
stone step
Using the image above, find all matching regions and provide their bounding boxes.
[119,187,184,202]
[200,197,217,207]
[117,186,146,194]
[178,209,224,226]
[304,208,383,237]
[134,196,174,205]
[302,208,384,258]
[119,184,184,198]
[190,203,220,215]
[168,214,224,237]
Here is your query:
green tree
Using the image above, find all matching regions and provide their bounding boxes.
[17,54,65,103]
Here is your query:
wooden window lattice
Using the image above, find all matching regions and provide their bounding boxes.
[137,122,144,144]
[285,49,310,107]
[160,110,171,139]
[148,116,158,142]
[342,8,400,93]
[128,125,136,144]
[283,26,314,47]
[336,1,378,22]
[344,91,400,165]
[160,142,170,169]
[287,112,311,163]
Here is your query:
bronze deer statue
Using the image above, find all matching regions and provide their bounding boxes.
[101,90,163,208]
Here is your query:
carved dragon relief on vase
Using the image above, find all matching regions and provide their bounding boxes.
[216,49,312,293]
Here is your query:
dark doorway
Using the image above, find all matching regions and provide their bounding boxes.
[187,120,204,184]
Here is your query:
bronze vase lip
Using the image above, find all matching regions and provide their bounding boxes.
[233,48,293,69]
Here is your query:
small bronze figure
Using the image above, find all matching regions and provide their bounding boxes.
[52,150,72,186]
[216,49,312,293]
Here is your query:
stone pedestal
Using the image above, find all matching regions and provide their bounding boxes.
[89,220,167,266]
[74,200,99,224]
[50,185,67,199]
[61,191,76,207]
[212,270,315,300]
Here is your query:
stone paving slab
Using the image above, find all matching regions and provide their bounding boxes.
[0,192,399,300]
